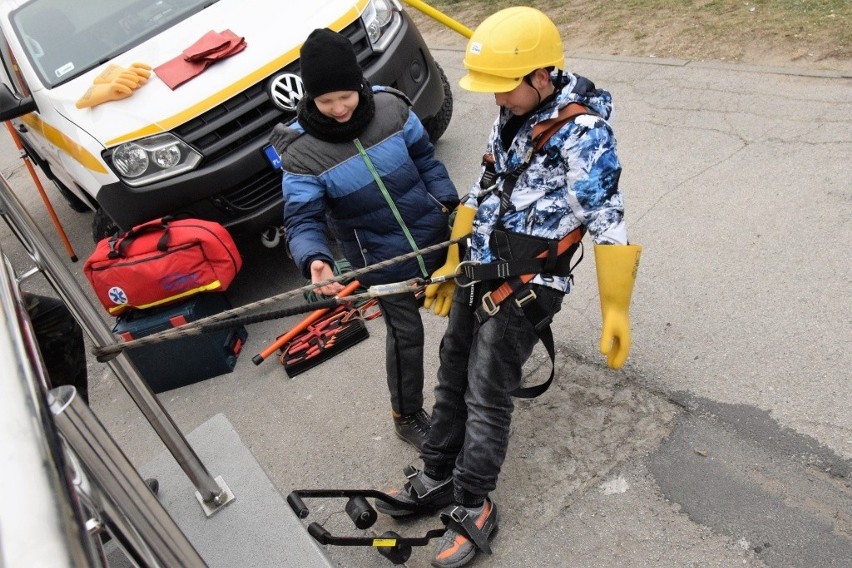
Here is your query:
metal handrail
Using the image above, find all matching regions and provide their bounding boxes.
[0,171,233,512]
[0,249,207,566]
[50,385,208,567]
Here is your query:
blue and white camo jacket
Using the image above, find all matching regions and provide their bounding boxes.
[466,71,629,293]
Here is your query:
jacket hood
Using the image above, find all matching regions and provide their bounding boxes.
[553,71,614,121]
[496,70,614,129]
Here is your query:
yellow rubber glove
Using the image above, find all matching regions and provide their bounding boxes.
[94,62,152,85]
[424,205,476,316]
[77,62,152,109]
[594,243,642,369]
[75,79,137,109]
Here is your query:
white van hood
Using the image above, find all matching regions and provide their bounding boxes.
[47,0,366,147]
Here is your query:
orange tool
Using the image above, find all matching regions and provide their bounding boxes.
[4,121,78,262]
[252,279,361,365]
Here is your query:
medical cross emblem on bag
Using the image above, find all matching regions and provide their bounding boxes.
[108,287,128,305]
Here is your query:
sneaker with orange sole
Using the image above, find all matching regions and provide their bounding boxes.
[431,497,498,568]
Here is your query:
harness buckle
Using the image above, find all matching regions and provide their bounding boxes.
[449,506,469,523]
[480,292,500,316]
[514,288,537,308]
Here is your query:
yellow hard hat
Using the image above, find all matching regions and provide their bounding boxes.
[460,6,565,93]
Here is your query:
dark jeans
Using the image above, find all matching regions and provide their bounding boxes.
[376,292,425,416]
[421,283,564,506]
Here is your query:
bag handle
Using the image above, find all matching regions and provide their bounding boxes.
[108,216,174,259]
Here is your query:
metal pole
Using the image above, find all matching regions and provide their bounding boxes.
[0,173,233,513]
[402,0,473,38]
[50,385,208,568]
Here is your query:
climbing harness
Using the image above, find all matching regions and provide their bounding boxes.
[460,226,585,399]
[457,102,597,398]
[476,102,594,207]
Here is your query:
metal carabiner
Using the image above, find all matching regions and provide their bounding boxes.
[454,261,481,288]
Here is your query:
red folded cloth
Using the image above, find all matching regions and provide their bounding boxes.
[155,30,246,90]
[200,30,246,61]
[183,30,232,61]
[154,57,208,90]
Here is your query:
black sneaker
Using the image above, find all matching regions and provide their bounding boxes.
[375,465,454,517]
[394,408,431,450]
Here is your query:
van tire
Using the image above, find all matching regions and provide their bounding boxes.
[91,208,119,243]
[423,62,453,143]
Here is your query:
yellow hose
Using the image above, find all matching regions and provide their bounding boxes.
[401,0,473,38]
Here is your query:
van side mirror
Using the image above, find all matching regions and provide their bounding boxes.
[0,84,37,121]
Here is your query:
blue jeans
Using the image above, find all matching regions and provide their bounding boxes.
[421,283,564,506]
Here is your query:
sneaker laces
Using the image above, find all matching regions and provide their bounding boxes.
[412,408,431,433]
[397,408,431,433]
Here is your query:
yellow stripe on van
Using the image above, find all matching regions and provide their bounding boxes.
[106,0,368,148]
[20,114,108,174]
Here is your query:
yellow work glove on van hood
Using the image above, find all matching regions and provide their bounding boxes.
[93,62,152,85]
[594,243,642,369]
[76,62,151,109]
[424,205,476,317]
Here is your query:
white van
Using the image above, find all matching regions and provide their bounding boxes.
[0,0,453,244]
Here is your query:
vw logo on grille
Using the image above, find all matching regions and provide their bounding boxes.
[268,73,304,112]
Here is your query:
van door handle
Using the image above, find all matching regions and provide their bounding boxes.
[16,124,28,133]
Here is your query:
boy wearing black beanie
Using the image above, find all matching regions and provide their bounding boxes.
[271,29,459,450]
[298,28,363,98]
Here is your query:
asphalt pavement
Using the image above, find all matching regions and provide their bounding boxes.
[1,42,850,568]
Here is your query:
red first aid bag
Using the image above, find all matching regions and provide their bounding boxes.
[84,217,242,316]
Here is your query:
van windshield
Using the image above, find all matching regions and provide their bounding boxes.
[11,0,218,88]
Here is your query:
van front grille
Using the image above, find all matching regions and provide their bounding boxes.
[174,19,374,163]
[171,19,375,220]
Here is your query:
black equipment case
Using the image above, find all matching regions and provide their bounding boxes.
[112,293,247,393]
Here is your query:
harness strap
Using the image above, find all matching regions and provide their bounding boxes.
[460,251,577,284]
[440,504,493,554]
[470,225,584,399]
[531,102,592,149]
[476,225,584,317]
[493,102,593,216]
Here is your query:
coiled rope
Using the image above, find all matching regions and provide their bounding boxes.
[92,237,462,362]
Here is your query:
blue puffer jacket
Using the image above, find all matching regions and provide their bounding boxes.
[278,87,458,286]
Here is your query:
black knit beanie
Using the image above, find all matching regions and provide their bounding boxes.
[299,28,363,98]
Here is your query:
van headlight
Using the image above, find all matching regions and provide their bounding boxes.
[362,0,402,52]
[106,133,201,187]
